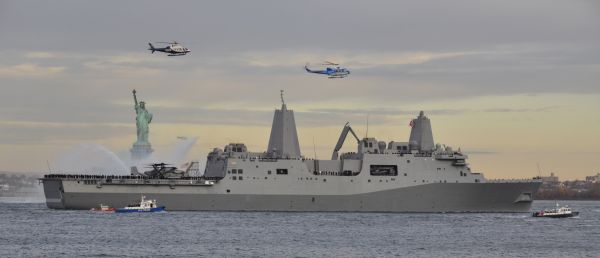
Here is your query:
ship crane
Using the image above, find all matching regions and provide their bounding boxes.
[332,122,360,160]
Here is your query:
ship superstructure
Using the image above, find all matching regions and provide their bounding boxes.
[41,94,541,212]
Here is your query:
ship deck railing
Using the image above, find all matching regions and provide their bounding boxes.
[312,171,360,176]
[487,178,543,183]
[41,174,224,185]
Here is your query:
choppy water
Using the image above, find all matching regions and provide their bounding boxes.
[1,200,599,257]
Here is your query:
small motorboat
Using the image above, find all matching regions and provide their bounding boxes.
[115,196,165,213]
[90,204,115,213]
[532,203,579,218]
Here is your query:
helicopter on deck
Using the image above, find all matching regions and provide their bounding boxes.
[130,162,188,178]
[305,61,350,79]
[148,41,190,56]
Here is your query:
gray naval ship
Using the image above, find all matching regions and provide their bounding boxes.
[41,95,541,212]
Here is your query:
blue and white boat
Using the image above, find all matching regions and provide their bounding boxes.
[532,202,579,218]
[116,196,165,213]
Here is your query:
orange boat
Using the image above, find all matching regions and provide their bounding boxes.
[90,204,115,212]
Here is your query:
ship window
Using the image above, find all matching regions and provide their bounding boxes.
[370,165,398,176]
[404,173,407,176]
[368,142,373,148]
[265,177,268,179]
[232,169,237,174]
[276,169,288,175]
[227,171,231,174]
[239,176,243,180]
[363,142,368,147]
[475,179,480,183]
[238,169,243,174]
[368,179,371,182]
[232,176,237,180]
[267,170,271,175]
[323,179,326,182]
[407,160,410,163]
[226,189,230,193]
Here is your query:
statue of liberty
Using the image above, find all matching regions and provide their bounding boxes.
[132,89,153,144]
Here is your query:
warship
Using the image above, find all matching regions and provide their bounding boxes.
[41,93,541,212]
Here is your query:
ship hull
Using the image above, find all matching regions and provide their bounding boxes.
[42,179,540,212]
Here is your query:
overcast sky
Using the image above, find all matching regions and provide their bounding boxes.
[1,0,599,179]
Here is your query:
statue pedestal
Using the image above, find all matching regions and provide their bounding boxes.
[130,142,153,161]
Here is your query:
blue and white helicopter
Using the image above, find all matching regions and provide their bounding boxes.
[148,41,190,56]
[305,61,350,79]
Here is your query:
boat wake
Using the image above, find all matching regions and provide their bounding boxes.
[0,197,45,203]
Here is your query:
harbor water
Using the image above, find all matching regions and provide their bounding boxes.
[1,199,599,257]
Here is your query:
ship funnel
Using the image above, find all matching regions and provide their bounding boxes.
[409,111,435,152]
[267,91,301,158]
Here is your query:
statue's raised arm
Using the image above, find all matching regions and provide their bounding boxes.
[132,89,139,113]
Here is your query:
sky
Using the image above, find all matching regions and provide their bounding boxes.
[0,0,599,180]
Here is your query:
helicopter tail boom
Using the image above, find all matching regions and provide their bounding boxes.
[148,43,155,53]
[304,63,313,73]
[304,64,328,74]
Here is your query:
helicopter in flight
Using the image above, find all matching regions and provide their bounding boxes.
[147,41,190,56]
[304,61,350,79]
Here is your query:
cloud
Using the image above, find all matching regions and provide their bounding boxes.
[307,108,467,116]
[0,63,66,78]
[483,106,562,113]
[82,53,169,77]
[0,121,131,145]
[24,52,57,59]
[464,150,498,155]
[241,49,484,69]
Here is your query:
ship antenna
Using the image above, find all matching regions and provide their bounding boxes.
[313,136,317,160]
[46,160,52,173]
[537,162,542,177]
[365,113,369,138]
[280,90,285,106]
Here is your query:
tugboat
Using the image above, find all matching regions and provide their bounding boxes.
[532,203,579,218]
[115,196,165,213]
[90,204,115,213]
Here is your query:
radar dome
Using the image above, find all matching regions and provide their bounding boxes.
[378,141,387,151]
